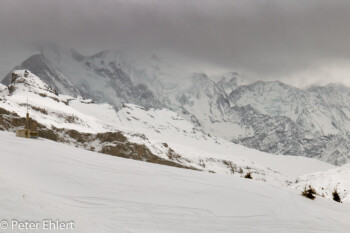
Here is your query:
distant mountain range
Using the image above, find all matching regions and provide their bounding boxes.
[3,45,350,165]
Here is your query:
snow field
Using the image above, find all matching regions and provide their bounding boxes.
[0,131,350,233]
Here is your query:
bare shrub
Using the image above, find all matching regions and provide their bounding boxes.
[244,172,252,179]
[332,189,342,203]
[302,185,317,200]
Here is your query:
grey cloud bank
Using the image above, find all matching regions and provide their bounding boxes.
[1,0,350,85]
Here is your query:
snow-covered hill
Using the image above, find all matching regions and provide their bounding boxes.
[1,130,350,233]
[3,46,350,165]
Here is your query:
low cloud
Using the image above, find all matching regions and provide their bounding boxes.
[1,0,350,83]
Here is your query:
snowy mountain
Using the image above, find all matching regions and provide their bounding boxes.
[171,73,350,165]
[228,81,350,165]
[0,70,335,185]
[3,45,350,165]
[2,46,162,109]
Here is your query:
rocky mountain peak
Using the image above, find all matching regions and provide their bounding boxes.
[9,70,58,97]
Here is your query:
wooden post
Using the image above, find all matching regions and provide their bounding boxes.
[26,113,29,130]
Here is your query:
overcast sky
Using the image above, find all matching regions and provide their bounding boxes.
[1,0,350,87]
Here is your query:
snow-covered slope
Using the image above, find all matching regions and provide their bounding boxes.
[293,164,350,203]
[0,70,334,186]
[1,130,350,233]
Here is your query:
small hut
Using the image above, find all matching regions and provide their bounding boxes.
[16,103,38,139]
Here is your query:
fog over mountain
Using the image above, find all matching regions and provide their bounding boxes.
[1,0,350,86]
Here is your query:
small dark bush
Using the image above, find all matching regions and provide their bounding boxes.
[302,185,317,200]
[332,189,342,203]
[244,172,252,179]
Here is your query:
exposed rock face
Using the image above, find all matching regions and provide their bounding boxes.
[0,106,196,170]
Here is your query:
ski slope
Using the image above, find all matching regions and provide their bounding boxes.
[0,131,350,233]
